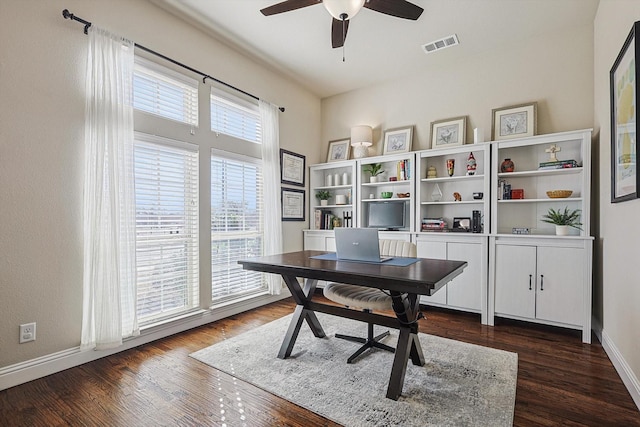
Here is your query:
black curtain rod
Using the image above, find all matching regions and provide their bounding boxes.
[62,9,285,112]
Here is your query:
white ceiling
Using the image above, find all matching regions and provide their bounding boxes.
[152,0,600,98]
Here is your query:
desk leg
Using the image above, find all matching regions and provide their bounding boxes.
[386,292,425,400]
[277,276,326,359]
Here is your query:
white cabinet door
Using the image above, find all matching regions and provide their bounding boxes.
[447,242,482,311]
[535,246,583,326]
[416,240,447,304]
[495,245,536,318]
[304,234,327,251]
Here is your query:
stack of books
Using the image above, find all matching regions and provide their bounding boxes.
[538,159,579,170]
[421,218,447,231]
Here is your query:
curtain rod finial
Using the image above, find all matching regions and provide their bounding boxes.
[62,9,71,19]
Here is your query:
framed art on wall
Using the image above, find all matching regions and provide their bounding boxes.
[280,149,305,186]
[383,126,413,154]
[327,139,350,162]
[281,188,305,221]
[610,21,639,203]
[430,116,467,149]
[491,102,537,141]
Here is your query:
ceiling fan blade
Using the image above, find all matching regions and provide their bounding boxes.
[331,18,350,48]
[364,0,424,20]
[260,0,320,16]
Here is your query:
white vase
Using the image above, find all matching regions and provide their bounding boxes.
[555,225,569,236]
[320,200,328,206]
[370,176,378,183]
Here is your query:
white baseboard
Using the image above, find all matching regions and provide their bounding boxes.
[600,328,640,411]
[0,291,290,391]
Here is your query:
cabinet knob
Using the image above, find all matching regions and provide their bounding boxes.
[540,274,544,291]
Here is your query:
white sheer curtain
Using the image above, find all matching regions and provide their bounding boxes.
[259,100,283,295]
[81,27,138,350]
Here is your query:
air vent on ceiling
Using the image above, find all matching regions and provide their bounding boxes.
[422,34,459,54]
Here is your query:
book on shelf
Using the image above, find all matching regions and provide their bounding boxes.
[538,159,579,170]
[396,159,411,181]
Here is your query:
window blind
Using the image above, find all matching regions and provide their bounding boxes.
[134,134,199,325]
[210,87,262,144]
[133,57,199,126]
[211,151,266,302]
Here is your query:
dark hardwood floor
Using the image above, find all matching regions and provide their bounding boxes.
[1,296,639,426]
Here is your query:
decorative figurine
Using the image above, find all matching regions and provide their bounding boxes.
[431,183,443,201]
[453,192,462,201]
[545,144,561,161]
[466,152,477,176]
[446,159,455,177]
[427,166,437,179]
[501,158,515,173]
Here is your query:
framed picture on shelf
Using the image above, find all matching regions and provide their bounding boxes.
[430,116,467,149]
[327,138,350,162]
[383,126,413,154]
[280,149,305,186]
[491,102,537,141]
[281,188,305,221]
[610,21,638,203]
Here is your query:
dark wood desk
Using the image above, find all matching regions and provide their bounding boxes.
[239,250,467,400]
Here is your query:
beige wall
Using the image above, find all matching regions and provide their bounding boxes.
[594,0,640,401]
[0,0,320,368]
[321,24,594,155]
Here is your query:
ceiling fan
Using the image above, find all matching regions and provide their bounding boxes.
[260,0,424,49]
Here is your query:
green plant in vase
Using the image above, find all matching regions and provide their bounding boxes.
[316,190,331,206]
[363,163,384,183]
[541,207,582,235]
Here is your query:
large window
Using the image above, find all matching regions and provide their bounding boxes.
[131,54,269,321]
[134,134,199,325]
[211,152,266,302]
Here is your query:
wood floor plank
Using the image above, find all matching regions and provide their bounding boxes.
[0,297,638,426]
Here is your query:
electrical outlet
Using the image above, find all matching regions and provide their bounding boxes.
[19,323,36,344]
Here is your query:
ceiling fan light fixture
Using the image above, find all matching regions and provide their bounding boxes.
[323,0,366,20]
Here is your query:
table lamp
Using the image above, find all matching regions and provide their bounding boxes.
[350,125,373,159]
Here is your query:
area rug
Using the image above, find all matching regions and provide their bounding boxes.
[191,313,517,427]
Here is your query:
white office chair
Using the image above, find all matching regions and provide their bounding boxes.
[323,239,417,364]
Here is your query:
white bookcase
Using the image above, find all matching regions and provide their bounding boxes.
[302,129,593,339]
[414,143,491,323]
[488,129,593,343]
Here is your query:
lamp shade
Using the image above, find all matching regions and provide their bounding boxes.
[350,125,373,145]
[323,0,366,20]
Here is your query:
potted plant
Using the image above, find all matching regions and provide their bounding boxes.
[363,163,384,183]
[541,207,582,236]
[316,190,331,206]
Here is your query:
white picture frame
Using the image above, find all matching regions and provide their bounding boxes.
[383,126,413,155]
[327,138,350,162]
[492,102,538,141]
[430,116,467,149]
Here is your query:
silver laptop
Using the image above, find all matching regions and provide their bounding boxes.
[334,228,392,263]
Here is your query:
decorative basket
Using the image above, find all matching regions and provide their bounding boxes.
[546,190,573,199]
[396,192,410,198]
